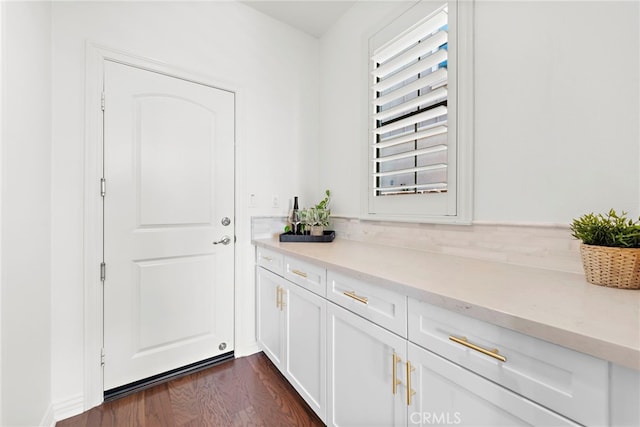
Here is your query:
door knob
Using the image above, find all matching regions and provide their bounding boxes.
[213,235,231,245]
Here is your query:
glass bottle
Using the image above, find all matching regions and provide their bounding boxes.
[290,196,301,234]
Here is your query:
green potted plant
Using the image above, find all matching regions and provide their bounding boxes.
[570,209,640,289]
[302,190,331,236]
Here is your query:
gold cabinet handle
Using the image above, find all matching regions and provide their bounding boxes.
[406,360,416,406]
[291,269,308,278]
[343,290,368,305]
[275,286,286,311]
[449,336,507,363]
[261,255,273,262]
[392,352,402,395]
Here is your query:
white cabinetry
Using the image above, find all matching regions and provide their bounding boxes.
[327,302,407,427]
[254,244,639,427]
[327,270,407,337]
[407,342,579,426]
[408,298,608,426]
[256,266,327,421]
[610,364,640,426]
[283,278,327,420]
[325,297,579,427]
[256,246,284,275]
[285,255,327,297]
[256,267,283,366]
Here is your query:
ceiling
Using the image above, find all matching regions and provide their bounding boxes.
[241,1,356,38]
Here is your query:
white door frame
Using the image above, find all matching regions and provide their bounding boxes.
[83,42,244,409]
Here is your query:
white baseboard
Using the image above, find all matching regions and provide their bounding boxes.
[53,393,84,423]
[234,341,260,358]
[39,403,55,427]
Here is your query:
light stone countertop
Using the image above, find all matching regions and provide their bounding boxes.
[253,237,640,370]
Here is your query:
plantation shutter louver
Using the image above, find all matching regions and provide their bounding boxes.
[371,5,449,196]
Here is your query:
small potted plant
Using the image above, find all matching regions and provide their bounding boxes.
[570,209,640,289]
[302,190,331,236]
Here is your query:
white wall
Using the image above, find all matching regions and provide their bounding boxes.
[473,0,639,223]
[17,0,638,421]
[319,1,414,218]
[319,0,640,223]
[50,0,319,415]
[1,1,53,426]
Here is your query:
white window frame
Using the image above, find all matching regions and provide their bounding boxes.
[365,0,473,224]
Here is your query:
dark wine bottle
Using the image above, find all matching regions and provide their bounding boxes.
[290,196,300,234]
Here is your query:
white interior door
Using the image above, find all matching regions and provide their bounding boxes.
[103,60,235,391]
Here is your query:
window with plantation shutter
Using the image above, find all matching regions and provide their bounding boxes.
[368,0,473,222]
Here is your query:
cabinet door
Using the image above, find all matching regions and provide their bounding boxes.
[256,268,285,368]
[610,364,640,427]
[407,343,579,426]
[283,283,327,422]
[327,302,407,427]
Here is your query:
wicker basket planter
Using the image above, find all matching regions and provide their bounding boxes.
[580,244,640,289]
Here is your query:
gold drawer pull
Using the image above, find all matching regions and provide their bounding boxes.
[406,360,416,406]
[392,352,402,395]
[275,286,286,311]
[261,255,273,262]
[449,336,507,363]
[343,291,368,305]
[291,269,308,278]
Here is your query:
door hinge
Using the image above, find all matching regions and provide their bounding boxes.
[100,178,106,197]
[101,92,105,111]
[100,348,105,366]
[100,262,106,282]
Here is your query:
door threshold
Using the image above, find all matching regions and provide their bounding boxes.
[104,351,234,402]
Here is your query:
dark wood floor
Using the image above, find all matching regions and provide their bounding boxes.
[57,352,325,427]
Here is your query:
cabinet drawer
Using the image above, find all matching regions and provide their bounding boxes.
[256,247,284,276]
[408,298,608,426]
[284,256,326,297]
[327,271,407,337]
[408,342,579,427]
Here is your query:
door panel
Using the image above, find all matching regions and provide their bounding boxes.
[135,255,214,351]
[137,95,214,226]
[103,60,234,390]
